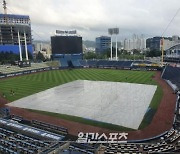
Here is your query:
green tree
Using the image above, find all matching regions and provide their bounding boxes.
[83,52,97,59]
[132,49,141,55]
[22,50,33,60]
[36,51,45,61]
[146,49,161,57]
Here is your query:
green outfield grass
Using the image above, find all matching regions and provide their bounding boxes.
[0,69,163,130]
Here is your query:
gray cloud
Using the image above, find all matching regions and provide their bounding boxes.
[2,0,180,41]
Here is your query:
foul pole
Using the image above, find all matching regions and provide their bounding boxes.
[161,38,164,66]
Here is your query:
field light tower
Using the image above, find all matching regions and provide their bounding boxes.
[3,0,7,14]
[108,28,119,60]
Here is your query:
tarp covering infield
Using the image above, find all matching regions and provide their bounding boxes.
[8,80,157,130]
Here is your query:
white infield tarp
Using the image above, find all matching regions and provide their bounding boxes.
[8,80,157,129]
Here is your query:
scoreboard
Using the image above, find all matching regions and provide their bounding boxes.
[51,36,82,54]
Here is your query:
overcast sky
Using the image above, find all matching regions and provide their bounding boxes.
[1,0,180,41]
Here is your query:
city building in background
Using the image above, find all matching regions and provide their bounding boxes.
[33,41,51,59]
[0,0,33,67]
[84,47,95,53]
[123,34,146,52]
[165,44,180,58]
[0,12,33,58]
[164,37,180,63]
[95,36,111,54]
[146,37,162,51]
[146,35,180,51]
[146,35,180,63]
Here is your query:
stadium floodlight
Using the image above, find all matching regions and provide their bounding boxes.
[113,28,119,35]
[3,0,7,15]
[108,28,114,35]
[108,28,119,60]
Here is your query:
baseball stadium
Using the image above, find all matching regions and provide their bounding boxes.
[0,0,180,153]
[0,60,180,153]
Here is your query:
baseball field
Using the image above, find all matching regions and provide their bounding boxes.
[0,69,163,130]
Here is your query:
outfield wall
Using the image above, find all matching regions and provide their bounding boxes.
[0,67,52,79]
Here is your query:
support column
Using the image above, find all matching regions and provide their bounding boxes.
[116,35,118,60]
[24,32,29,61]
[18,31,22,61]
[111,36,113,60]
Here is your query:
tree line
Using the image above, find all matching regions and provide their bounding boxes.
[84,48,161,60]
[0,51,33,65]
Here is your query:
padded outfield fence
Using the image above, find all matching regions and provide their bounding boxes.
[0,67,52,79]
